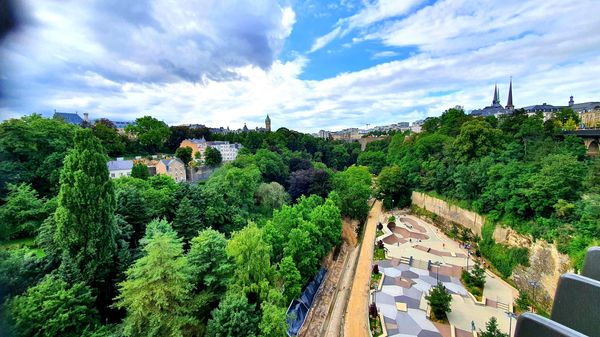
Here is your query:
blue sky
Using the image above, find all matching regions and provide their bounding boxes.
[1,0,600,132]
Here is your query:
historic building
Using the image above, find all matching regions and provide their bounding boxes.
[265,114,271,132]
[470,80,514,117]
[180,138,242,162]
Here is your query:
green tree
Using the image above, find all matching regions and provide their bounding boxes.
[92,121,125,157]
[255,182,288,213]
[53,129,118,287]
[175,146,193,165]
[258,301,288,337]
[115,184,151,247]
[0,114,77,198]
[227,222,272,288]
[480,317,508,337]
[376,165,410,209]
[0,183,53,240]
[254,149,289,184]
[131,162,149,180]
[206,291,260,337]
[527,154,585,216]
[6,275,99,337]
[172,196,203,244]
[188,229,232,311]
[470,261,486,288]
[204,147,223,167]
[515,291,530,312]
[333,165,372,221]
[114,219,197,337]
[425,283,452,320]
[125,116,170,153]
[452,120,502,162]
[357,151,386,175]
[554,107,581,125]
[277,256,302,302]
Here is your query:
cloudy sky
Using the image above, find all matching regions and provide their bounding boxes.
[1,0,600,132]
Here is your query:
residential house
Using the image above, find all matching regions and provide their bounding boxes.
[107,158,133,179]
[179,138,242,162]
[156,158,186,182]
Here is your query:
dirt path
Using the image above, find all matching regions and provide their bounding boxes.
[343,200,383,337]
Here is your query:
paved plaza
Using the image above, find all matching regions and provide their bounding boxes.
[373,213,517,337]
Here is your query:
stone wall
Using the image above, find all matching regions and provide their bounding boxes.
[411,191,572,307]
[411,191,485,237]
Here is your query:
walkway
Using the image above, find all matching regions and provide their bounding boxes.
[373,212,518,336]
[344,200,383,337]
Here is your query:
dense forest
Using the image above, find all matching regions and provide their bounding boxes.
[0,115,372,337]
[0,107,598,336]
[365,108,599,275]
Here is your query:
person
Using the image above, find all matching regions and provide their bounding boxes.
[471,321,476,331]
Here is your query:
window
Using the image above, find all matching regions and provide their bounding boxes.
[111,173,115,177]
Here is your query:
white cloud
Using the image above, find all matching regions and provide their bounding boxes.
[372,51,400,59]
[309,26,342,53]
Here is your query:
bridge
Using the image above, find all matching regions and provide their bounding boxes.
[357,136,387,151]
[563,130,600,156]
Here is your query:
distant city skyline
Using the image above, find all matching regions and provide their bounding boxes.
[2,0,600,133]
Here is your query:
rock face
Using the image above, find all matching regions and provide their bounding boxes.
[411,191,572,308]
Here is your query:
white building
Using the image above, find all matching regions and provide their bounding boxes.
[209,142,242,162]
[107,158,133,178]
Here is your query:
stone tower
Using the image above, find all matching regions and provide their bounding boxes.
[265,114,271,132]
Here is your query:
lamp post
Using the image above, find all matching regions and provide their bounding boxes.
[466,250,471,271]
[505,311,517,337]
[432,261,442,283]
[528,280,539,312]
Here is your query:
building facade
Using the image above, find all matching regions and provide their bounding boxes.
[156,158,186,182]
[581,109,600,129]
[265,115,271,132]
[107,158,133,179]
[179,138,242,162]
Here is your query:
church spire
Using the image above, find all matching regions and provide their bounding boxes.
[506,77,514,110]
[492,83,498,105]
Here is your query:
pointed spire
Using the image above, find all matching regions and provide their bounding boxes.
[492,83,498,105]
[506,77,514,110]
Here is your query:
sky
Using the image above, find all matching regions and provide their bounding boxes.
[1,0,600,133]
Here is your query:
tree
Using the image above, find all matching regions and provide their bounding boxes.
[277,256,302,302]
[357,151,387,175]
[53,128,117,288]
[255,182,289,212]
[480,317,508,337]
[0,183,53,240]
[131,162,149,180]
[288,168,332,201]
[206,291,260,337]
[172,196,203,244]
[471,261,486,288]
[187,229,232,310]
[204,147,223,167]
[376,165,410,209]
[425,283,452,320]
[333,165,372,221]
[515,291,530,312]
[452,120,502,162]
[175,146,193,165]
[258,301,288,337]
[114,219,197,337]
[115,184,151,248]
[92,121,125,157]
[0,114,77,198]
[226,222,272,288]
[0,249,52,302]
[125,116,170,153]
[6,275,99,337]
[554,107,581,125]
[254,149,289,184]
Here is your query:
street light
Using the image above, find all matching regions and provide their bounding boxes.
[466,250,471,270]
[505,311,517,337]
[432,261,442,283]
[528,280,539,312]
